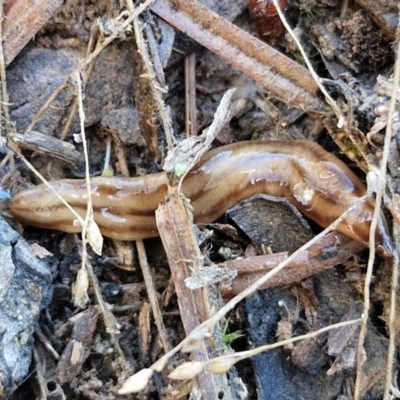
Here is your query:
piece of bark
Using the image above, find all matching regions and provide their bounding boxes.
[156,186,234,400]
[150,0,324,113]
[3,0,63,66]
[9,131,81,167]
[55,307,100,385]
[326,303,363,375]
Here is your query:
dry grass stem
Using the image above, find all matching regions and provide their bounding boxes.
[102,135,112,175]
[6,143,84,226]
[185,53,197,137]
[374,42,400,400]
[75,72,103,257]
[199,319,361,377]
[60,24,99,141]
[272,0,343,125]
[384,231,400,400]
[354,39,399,400]
[73,74,125,364]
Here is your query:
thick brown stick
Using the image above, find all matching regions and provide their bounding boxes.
[3,0,63,66]
[150,0,325,113]
[156,187,233,399]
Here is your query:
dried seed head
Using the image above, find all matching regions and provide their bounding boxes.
[118,368,153,394]
[205,356,237,374]
[73,267,89,308]
[168,361,204,380]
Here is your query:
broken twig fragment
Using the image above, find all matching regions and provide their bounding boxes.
[150,0,324,112]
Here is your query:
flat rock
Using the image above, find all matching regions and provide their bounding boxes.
[0,217,52,394]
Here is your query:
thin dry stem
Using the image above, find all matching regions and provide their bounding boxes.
[131,14,175,150]
[354,41,399,400]
[272,0,344,125]
[34,329,60,361]
[84,259,126,360]
[76,72,99,257]
[102,135,112,175]
[32,347,47,399]
[74,73,94,306]
[379,43,400,400]
[60,24,99,141]
[136,240,172,354]
[75,73,126,361]
[340,0,350,18]
[384,226,400,400]
[185,53,197,137]
[24,81,69,134]
[203,318,361,373]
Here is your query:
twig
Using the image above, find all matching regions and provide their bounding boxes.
[34,329,60,361]
[144,21,166,86]
[340,0,350,18]
[156,186,231,399]
[136,240,172,354]
[185,53,197,137]
[220,232,365,298]
[150,0,324,113]
[24,81,69,134]
[10,131,80,166]
[32,346,47,399]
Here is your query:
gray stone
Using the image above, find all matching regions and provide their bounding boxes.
[0,217,52,393]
